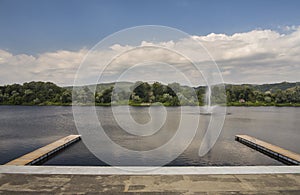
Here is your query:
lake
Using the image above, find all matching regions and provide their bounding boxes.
[0,106,299,166]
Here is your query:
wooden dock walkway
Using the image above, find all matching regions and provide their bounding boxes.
[235,134,300,165]
[5,135,81,165]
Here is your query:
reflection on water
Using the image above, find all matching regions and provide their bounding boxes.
[0,106,299,166]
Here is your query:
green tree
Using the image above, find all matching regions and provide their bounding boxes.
[152,82,164,101]
[61,90,72,103]
[132,81,151,102]
[96,87,113,103]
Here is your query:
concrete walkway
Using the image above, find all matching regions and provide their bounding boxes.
[1,166,300,194]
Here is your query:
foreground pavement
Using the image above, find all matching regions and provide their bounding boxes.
[1,166,300,194]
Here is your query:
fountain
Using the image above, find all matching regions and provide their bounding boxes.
[201,85,216,115]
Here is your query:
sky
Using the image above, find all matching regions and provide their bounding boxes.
[0,0,300,86]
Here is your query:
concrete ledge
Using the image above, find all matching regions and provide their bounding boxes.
[1,165,300,175]
[1,166,300,193]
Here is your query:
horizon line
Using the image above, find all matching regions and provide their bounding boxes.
[1,80,299,88]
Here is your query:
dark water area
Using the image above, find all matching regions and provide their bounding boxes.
[0,106,299,166]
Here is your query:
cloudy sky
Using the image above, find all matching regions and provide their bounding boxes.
[0,0,300,86]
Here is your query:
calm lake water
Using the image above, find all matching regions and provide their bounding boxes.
[0,106,299,166]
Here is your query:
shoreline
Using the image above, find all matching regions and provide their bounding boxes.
[1,103,300,107]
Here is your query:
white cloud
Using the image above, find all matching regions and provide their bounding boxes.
[191,27,300,83]
[0,26,300,86]
[0,49,88,86]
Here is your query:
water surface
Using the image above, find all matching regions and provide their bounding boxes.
[1,106,299,166]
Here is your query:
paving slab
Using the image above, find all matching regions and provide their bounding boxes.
[0,166,300,194]
[0,173,300,194]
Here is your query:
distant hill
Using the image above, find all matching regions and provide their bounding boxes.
[67,81,300,93]
[252,82,300,93]
[65,81,135,91]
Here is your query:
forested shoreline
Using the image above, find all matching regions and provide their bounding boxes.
[0,81,299,106]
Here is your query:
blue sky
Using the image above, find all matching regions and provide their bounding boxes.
[0,0,300,85]
[1,0,300,54]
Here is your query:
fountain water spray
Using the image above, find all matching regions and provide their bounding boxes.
[202,85,216,115]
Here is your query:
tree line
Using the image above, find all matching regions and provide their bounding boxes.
[0,81,71,105]
[226,84,300,106]
[0,81,299,106]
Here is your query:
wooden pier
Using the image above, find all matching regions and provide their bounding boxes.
[5,135,81,166]
[235,135,300,165]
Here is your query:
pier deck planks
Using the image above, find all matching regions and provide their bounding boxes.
[5,135,81,165]
[236,134,300,165]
